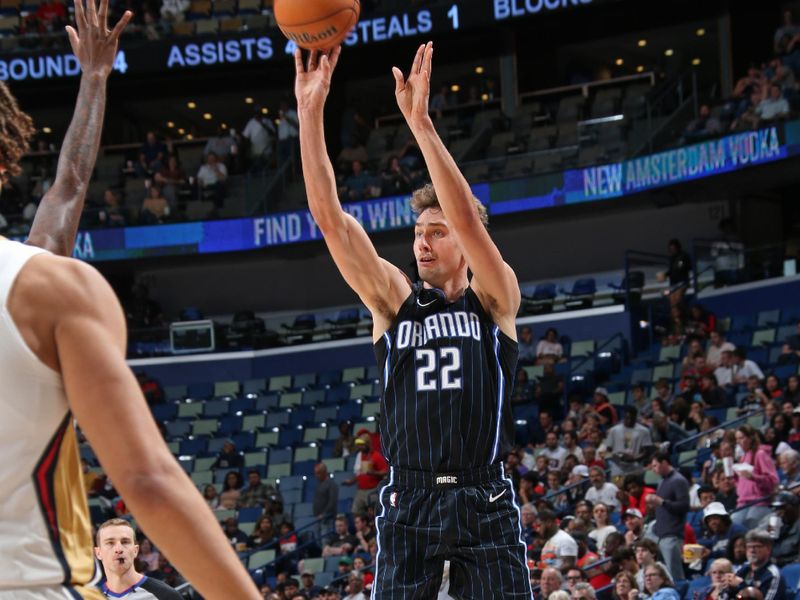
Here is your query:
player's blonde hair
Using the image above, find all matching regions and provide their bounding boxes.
[95,518,136,546]
[410,183,489,228]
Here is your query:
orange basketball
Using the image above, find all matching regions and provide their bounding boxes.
[274,0,360,51]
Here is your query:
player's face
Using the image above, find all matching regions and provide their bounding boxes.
[413,209,465,285]
[95,525,139,576]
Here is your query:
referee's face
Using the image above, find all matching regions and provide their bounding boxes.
[95,525,139,576]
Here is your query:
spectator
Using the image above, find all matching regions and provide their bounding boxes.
[322,515,358,557]
[612,572,638,600]
[352,513,375,553]
[592,387,618,427]
[213,439,243,470]
[380,155,412,196]
[218,471,243,510]
[154,155,188,209]
[531,410,560,447]
[537,328,564,364]
[786,376,800,404]
[344,160,379,201]
[632,539,672,590]
[429,85,450,119]
[686,305,716,339]
[756,84,791,124]
[160,0,189,22]
[97,188,128,227]
[715,469,738,513]
[512,367,536,404]
[203,125,235,163]
[537,363,565,418]
[202,484,219,510]
[757,491,800,566]
[538,509,578,572]
[701,374,727,408]
[344,432,388,515]
[571,582,596,600]
[277,100,299,173]
[602,407,653,466]
[714,351,735,388]
[647,451,690,583]
[239,469,281,509]
[589,502,617,552]
[696,558,734,600]
[711,219,745,288]
[732,348,765,384]
[138,131,167,176]
[518,325,537,365]
[681,355,713,391]
[223,516,249,551]
[650,412,689,448]
[781,321,800,363]
[732,425,778,528]
[242,108,276,171]
[33,0,67,33]
[585,466,621,510]
[343,571,367,600]
[721,530,786,600]
[697,502,746,562]
[623,508,646,546]
[775,9,800,53]
[638,563,680,600]
[541,431,569,471]
[653,379,675,411]
[538,567,564,600]
[777,448,800,486]
[196,152,228,207]
[664,239,691,308]
[620,474,657,515]
[247,515,276,549]
[565,568,585,593]
[334,421,357,458]
[683,104,722,141]
[299,571,322,599]
[629,384,650,419]
[139,184,170,222]
[313,462,339,532]
[278,521,298,556]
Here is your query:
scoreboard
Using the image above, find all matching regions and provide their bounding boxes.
[0,0,610,82]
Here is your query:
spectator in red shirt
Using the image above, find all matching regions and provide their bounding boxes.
[592,387,618,427]
[618,474,656,515]
[34,0,66,32]
[344,432,388,515]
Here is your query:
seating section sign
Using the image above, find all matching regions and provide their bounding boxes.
[16,121,797,262]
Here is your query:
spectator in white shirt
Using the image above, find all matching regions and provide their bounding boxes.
[584,466,621,510]
[706,331,736,369]
[196,152,228,208]
[756,84,790,122]
[536,327,564,364]
[540,431,569,471]
[242,109,276,170]
[731,348,764,384]
[714,350,735,387]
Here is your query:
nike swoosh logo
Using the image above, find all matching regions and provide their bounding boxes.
[417,299,437,307]
[489,489,507,503]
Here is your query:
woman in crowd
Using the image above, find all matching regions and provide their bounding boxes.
[612,572,639,600]
[589,502,618,554]
[634,563,680,600]
[203,483,219,509]
[725,533,747,570]
[247,515,276,549]
[732,425,779,527]
[784,375,800,404]
[536,327,564,364]
[218,470,243,510]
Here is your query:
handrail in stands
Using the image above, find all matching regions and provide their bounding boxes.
[672,409,764,452]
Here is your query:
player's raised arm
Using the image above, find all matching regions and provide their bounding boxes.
[392,42,520,333]
[26,0,131,256]
[15,258,262,600]
[294,47,410,336]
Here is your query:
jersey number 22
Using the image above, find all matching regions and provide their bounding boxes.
[415,347,462,392]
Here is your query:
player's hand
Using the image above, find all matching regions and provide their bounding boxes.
[66,0,131,78]
[392,42,433,128]
[294,46,341,113]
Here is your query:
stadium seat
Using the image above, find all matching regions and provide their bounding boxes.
[349,383,373,400]
[243,379,266,395]
[248,550,276,570]
[165,385,187,401]
[342,366,366,383]
[244,451,267,467]
[266,412,290,428]
[323,458,345,472]
[270,448,293,464]
[751,329,776,346]
[192,419,219,436]
[177,402,203,418]
[313,406,338,422]
[268,463,291,478]
[242,414,266,431]
[187,382,214,399]
[522,282,557,315]
[294,446,319,463]
[238,507,263,523]
[756,309,781,327]
[269,376,292,392]
[293,373,317,389]
[255,431,279,447]
[289,406,314,426]
[570,340,596,358]
[782,564,800,592]
[303,427,328,443]
[303,557,325,574]
[280,392,302,408]
[203,400,230,417]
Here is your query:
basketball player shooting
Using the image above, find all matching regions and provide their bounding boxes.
[295,42,532,598]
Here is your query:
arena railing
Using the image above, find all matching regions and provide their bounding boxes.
[672,409,764,454]
[690,239,791,294]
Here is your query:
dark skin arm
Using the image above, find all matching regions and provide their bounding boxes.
[25,0,131,256]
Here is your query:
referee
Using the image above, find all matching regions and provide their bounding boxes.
[95,519,182,599]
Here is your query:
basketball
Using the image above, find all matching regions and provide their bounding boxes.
[274,0,360,51]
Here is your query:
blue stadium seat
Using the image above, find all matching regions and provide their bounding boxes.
[204,400,231,417]
[782,564,800,592]
[207,437,228,454]
[685,576,710,600]
[292,502,314,518]
[337,402,361,422]
[229,398,254,414]
[730,314,756,333]
[255,394,280,411]
[266,412,290,428]
[674,581,688,600]
[313,406,338,422]
[269,447,293,464]
[187,382,214,399]
[151,404,178,422]
[289,406,314,426]
[318,370,342,386]
[165,421,191,438]
[238,507,263,523]
[756,309,781,327]
[218,415,242,436]
[278,475,304,491]
[325,384,351,404]
[179,438,207,456]
[278,428,303,446]
[302,389,326,406]
[232,432,255,451]
[293,460,316,477]
[281,489,302,505]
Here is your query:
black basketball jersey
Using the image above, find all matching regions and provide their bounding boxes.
[373,283,518,472]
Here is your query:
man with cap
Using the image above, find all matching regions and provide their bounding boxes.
[623,508,645,545]
[756,491,800,566]
[299,570,322,598]
[697,502,746,562]
[592,387,618,427]
[343,431,388,515]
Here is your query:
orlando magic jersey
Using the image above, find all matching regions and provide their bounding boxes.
[374,283,518,472]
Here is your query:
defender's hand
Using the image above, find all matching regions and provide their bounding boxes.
[66,0,131,78]
[393,42,433,128]
[294,46,341,113]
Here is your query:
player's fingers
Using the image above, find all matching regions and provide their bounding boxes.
[98,0,108,29]
[73,0,87,33]
[293,48,304,74]
[329,45,341,72]
[108,10,131,43]
[65,25,80,55]
[410,43,424,75]
[423,42,433,77]
[391,67,404,94]
[86,0,98,28]
[307,49,318,71]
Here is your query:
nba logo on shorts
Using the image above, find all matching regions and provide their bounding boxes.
[390,492,397,508]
